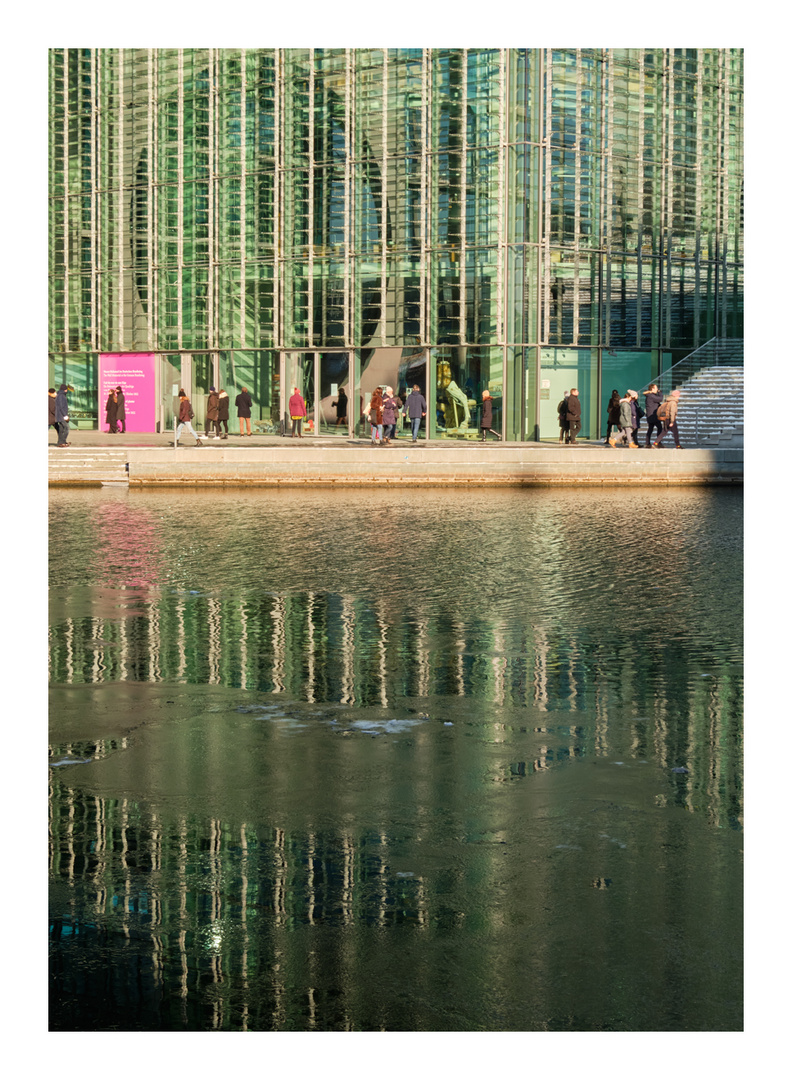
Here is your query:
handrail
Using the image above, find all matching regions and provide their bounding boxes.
[679,392,744,446]
[639,337,743,395]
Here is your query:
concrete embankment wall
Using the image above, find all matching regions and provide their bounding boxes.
[121,445,742,487]
[48,443,743,488]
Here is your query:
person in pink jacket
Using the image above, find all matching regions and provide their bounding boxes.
[289,387,307,438]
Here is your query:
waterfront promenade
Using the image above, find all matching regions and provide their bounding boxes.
[48,430,743,487]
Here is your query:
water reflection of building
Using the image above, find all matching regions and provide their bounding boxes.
[49,584,742,826]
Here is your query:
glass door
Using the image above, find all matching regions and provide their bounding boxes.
[317,351,351,436]
[160,353,182,434]
[281,352,315,435]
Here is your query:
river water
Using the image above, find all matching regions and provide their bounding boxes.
[48,486,743,1031]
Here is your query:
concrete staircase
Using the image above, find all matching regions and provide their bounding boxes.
[676,366,744,448]
[48,447,129,485]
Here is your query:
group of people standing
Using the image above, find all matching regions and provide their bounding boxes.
[604,385,682,449]
[104,387,126,433]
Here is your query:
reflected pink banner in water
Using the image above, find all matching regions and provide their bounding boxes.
[99,353,157,432]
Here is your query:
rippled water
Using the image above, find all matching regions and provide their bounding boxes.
[49,487,743,1031]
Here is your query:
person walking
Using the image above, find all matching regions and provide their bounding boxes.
[654,389,682,449]
[175,389,203,446]
[565,388,582,444]
[643,383,663,447]
[604,389,621,444]
[217,389,230,439]
[236,386,253,436]
[115,386,126,433]
[289,386,307,437]
[405,384,426,443]
[55,383,71,446]
[332,387,348,430]
[629,390,644,446]
[610,391,638,447]
[206,386,220,438]
[368,386,384,444]
[382,387,400,444]
[48,388,59,442]
[557,391,569,443]
[480,390,494,441]
[105,388,118,434]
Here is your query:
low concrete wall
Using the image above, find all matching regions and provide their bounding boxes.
[124,445,743,487]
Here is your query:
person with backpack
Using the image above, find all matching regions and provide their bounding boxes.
[654,389,682,448]
[643,384,663,447]
[176,389,203,446]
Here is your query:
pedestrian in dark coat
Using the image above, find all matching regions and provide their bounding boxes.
[565,388,582,444]
[48,389,59,441]
[55,384,71,446]
[105,390,118,433]
[115,386,126,433]
[235,387,253,436]
[480,390,499,441]
[217,390,230,439]
[605,390,621,443]
[557,392,569,443]
[643,384,663,447]
[381,387,400,444]
[332,387,348,428]
[629,391,644,445]
[206,387,220,437]
[405,385,427,442]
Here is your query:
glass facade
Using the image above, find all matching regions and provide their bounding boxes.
[49,48,744,437]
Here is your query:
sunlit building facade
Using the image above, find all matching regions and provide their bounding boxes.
[48,48,743,438]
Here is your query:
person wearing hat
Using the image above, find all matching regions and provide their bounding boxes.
[654,389,682,448]
[115,386,126,433]
[206,386,220,438]
[55,383,71,446]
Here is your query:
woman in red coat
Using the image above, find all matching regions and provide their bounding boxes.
[289,387,307,437]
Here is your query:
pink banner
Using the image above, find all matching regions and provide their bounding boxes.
[99,354,157,432]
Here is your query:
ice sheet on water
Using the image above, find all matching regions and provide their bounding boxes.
[348,717,427,735]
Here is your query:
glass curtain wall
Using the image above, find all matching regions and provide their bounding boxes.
[49,48,743,438]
